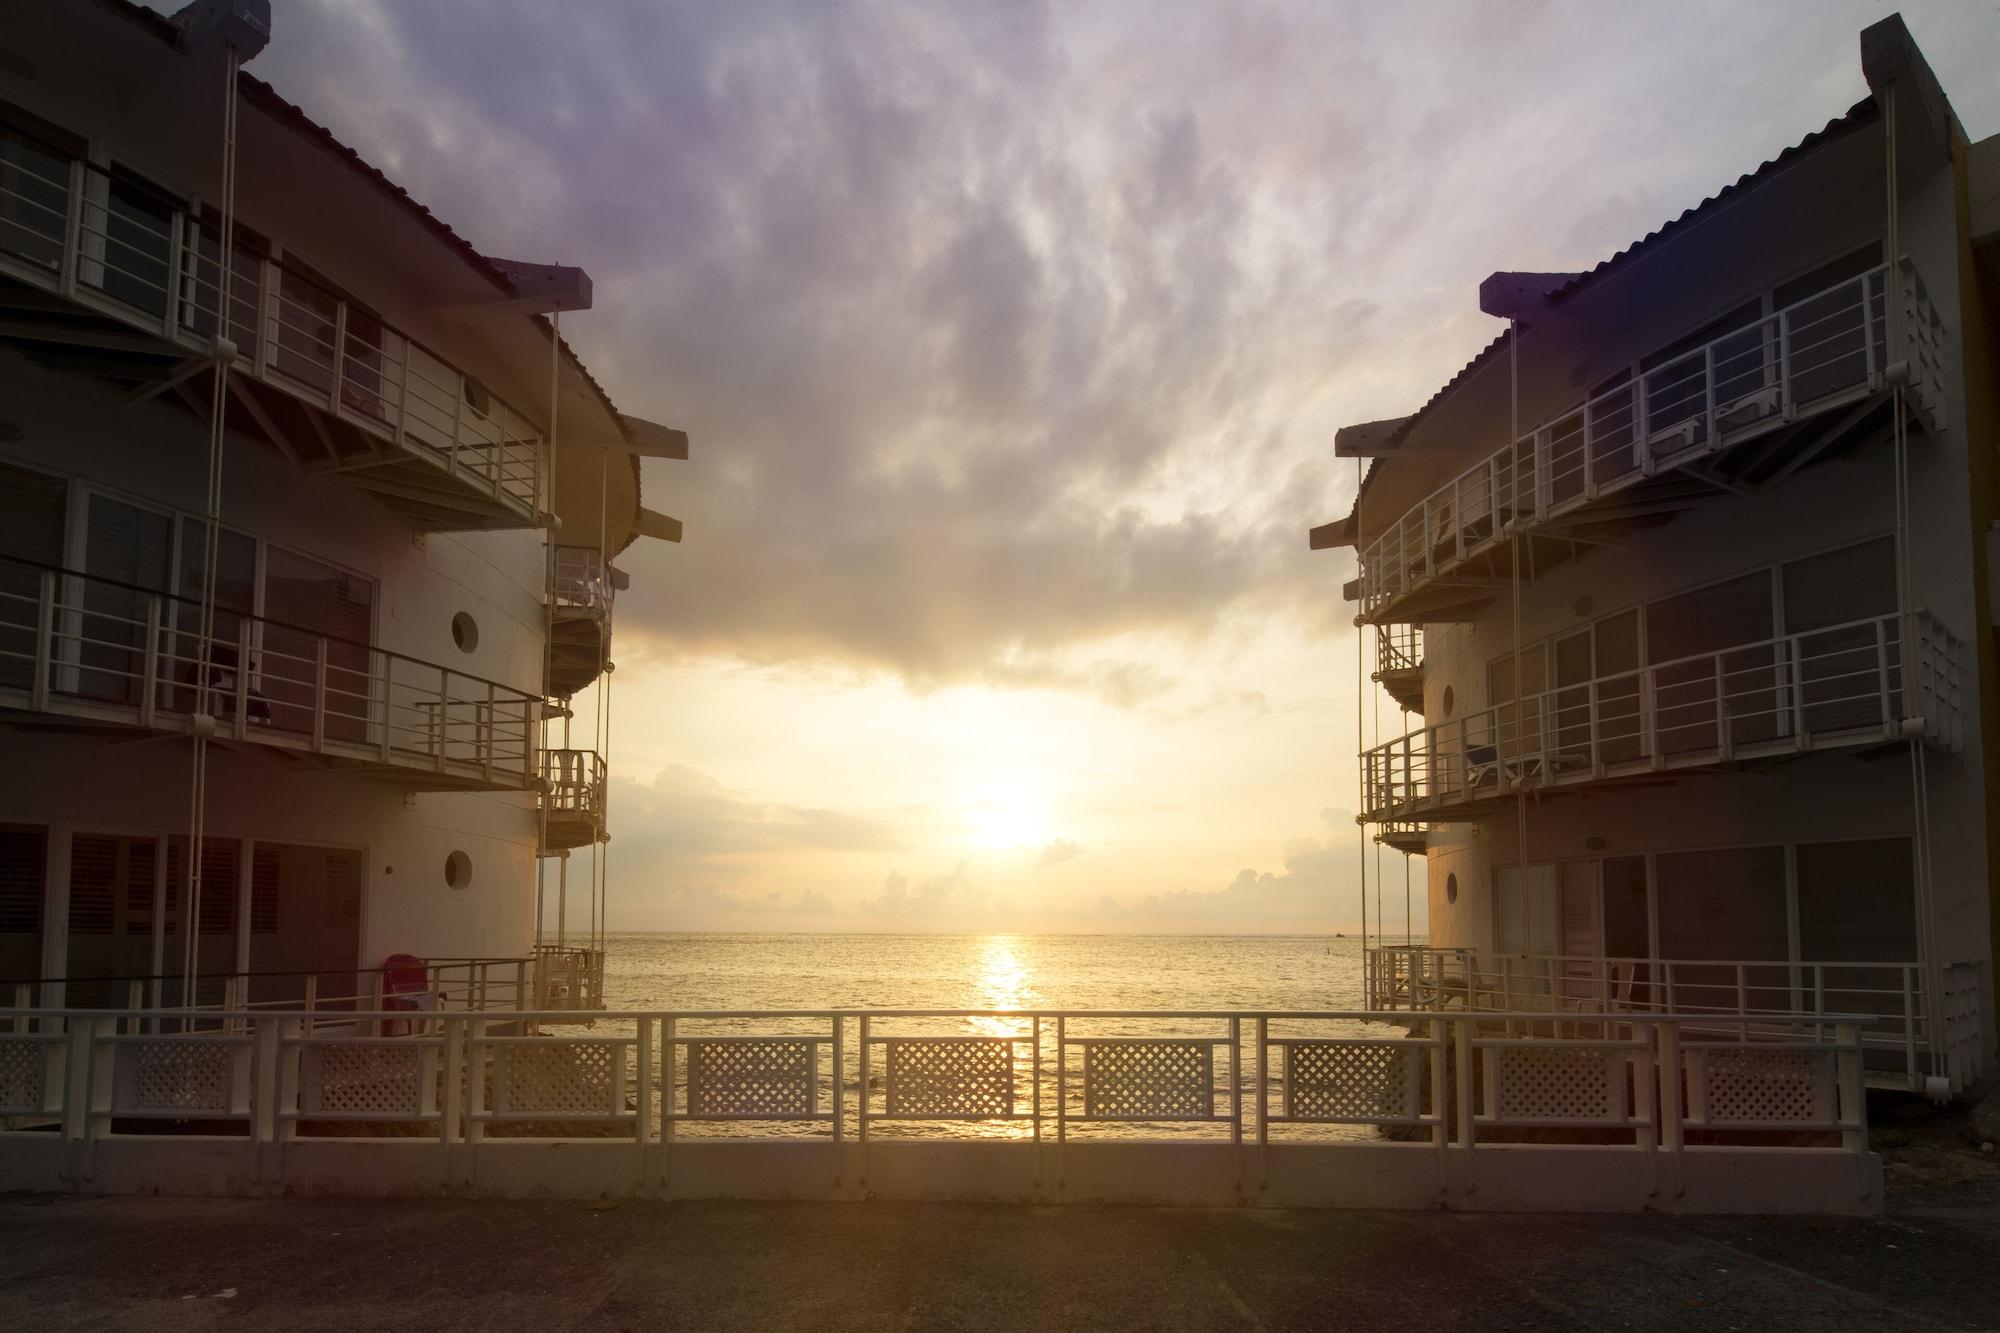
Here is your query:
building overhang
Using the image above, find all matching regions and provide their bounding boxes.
[1861,14,1960,180]
[1309,515,1354,551]
[633,508,684,544]
[1476,271,1585,322]
[1333,416,1413,458]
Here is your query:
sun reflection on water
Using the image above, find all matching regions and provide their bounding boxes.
[970,934,1035,1039]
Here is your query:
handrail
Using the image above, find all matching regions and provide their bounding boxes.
[1355,261,1938,618]
[1361,609,1961,819]
[0,554,532,698]
[551,545,613,615]
[0,126,545,521]
[0,558,539,787]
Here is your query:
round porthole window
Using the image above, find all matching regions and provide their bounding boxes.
[1445,872,1459,905]
[445,850,473,891]
[1440,685,1455,719]
[451,612,479,654]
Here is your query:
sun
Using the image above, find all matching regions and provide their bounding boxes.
[967,782,1054,851]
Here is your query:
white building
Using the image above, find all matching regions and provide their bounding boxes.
[0,0,684,1016]
[1317,16,1999,1096]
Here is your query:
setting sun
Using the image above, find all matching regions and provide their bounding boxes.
[967,783,1055,851]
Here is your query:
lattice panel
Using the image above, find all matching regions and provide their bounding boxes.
[1082,1040,1214,1121]
[885,1039,1013,1117]
[499,1041,619,1117]
[1493,1046,1620,1123]
[122,1041,234,1113]
[0,1040,45,1113]
[1286,1041,1418,1121]
[686,1039,815,1118]
[1702,1048,1828,1125]
[303,1044,425,1117]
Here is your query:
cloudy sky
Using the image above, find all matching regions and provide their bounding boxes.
[241,1,1997,934]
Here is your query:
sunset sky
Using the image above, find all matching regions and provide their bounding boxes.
[236,1,2000,934]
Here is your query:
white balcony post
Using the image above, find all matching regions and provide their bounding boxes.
[435,667,448,773]
[1902,967,1919,1091]
[1835,1021,1866,1153]
[1452,475,1464,562]
[138,595,161,729]
[329,300,348,414]
[1657,1021,1684,1195]
[311,638,328,753]
[1875,619,1893,737]
[31,570,54,712]
[232,620,252,740]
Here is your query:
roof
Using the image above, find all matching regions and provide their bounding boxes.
[1349,96,1882,512]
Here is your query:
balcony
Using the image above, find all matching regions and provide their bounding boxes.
[530,943,606,1013]
[1361,611,1962,823]
[1371,623,1423,711]
[547,545,612,698]
[0,558,539,792]
[0,141,544,529]
[1356,262,1948,624]
[1366,945,1988,1096]
[540,747,607,852]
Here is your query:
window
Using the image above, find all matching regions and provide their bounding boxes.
[0,826,42,992]
[1646,571,1775,755]
[1784,537,1899,735]
[65,834,159,1008]
[1797,838,1915,962]
[0,463,66,690]
[184,210,266,351]
[163,837,241,1009]
[263,546,375,742]
[245,843,364,1006]
[0,106,81,272]
[79,493,173,705]
[97,168,181,318]
[1776,243,1886,406]
[1485,643,1547,758]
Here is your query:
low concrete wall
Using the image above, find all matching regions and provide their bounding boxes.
[0,1134,1882,1215]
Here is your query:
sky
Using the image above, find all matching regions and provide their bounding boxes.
[227,1,2000,935]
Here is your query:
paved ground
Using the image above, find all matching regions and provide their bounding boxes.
[3,1112,1995,1331]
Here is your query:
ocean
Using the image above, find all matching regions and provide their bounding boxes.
[593,932,1415,1141]
[602,931,1380,1013]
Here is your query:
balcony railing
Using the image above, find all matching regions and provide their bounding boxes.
[1361,611,1961,822]
[1366,945,1987,1096]
[0,133,543,524]
[531,944,605,1013]
[551,545,613,619]
[1357,262,1945,620]
[0,1005,1875,1209]
[0,558,538,791]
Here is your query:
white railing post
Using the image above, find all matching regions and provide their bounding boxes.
[139,595,161,728]
[312,639,328,753]
[1835,1021,1866,1154]
[233,619,252,742]
[1657,1021,1684,1196]
[31,570,54,713]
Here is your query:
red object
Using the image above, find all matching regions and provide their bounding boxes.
[381,953,431,1011]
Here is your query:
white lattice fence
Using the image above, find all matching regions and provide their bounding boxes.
[301,1042,433,1118]
[685,1038,817,1118]
[1281,1040,1421,1122]
[0,1038,49,1114]
[1690,1047,1833,1126]
[884,1038,1014,1117]
[493,1040,624,1118]
[1081,1040,1215,1120]
[112,1039,242,1116]
[1486,1043,1626,1124]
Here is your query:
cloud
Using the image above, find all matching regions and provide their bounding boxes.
[870,861,976,917]
[1035,838,1085,870]
[1112,808,1366,930]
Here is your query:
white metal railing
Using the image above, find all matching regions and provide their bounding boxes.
[532,945,606,1013]
[1362,610,1961,820]
[0,558,538,789]
[1375,623,1421,677]
[1365,947,1986,1095]
[551,546,613,619]
[0,132,543,522]
[5,958,538,1033]
[541,748,606,822]
[1357,261,1944,618]
[0,1007,1870,1198]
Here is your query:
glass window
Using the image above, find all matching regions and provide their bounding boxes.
[1646,572,1775,756]
[262,547,374,742]
[1655,845,1788,959]
[246,843,364,1007]
[0,112,77,273]
[0,825,44,993]
[0,463,66,690]
[1784,538,1899,735]
[79,494,172,704]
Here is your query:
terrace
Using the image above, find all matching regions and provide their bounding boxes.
[0,557,539,792]
[1353,261,1948,625]
[547,545,613,699]
[1360,610,1962,823]
[540,747,608,853]
[0,132,545,529]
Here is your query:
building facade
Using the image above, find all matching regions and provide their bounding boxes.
[0,0,683,1015]
[1317,17,2000,1095]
